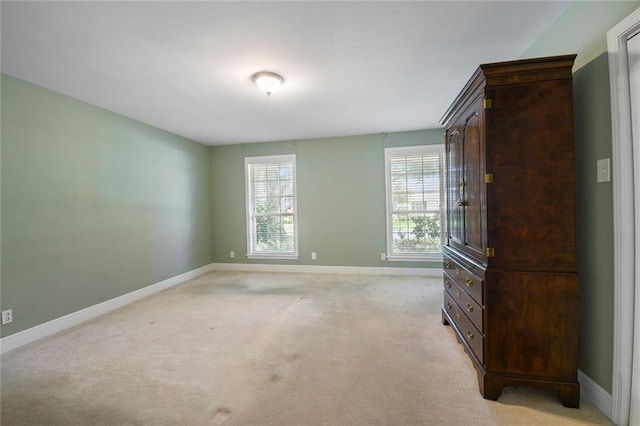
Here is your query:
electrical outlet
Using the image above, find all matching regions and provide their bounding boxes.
[230,251,235,259]
[311,252,317,260]
[381,253,387,261]
[2,309,13,325]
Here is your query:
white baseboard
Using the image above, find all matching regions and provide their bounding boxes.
[578,369,612,420]
[212,263,442,277]
[0,263,215,355]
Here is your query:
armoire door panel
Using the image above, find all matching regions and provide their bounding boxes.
[461,100,485,258]
[446,128,463,246]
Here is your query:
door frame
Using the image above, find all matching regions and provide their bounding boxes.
[607,6,640,425]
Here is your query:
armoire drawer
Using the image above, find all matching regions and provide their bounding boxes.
[444,279,483,332]
[444,291,484,363]
[443,255,484,305]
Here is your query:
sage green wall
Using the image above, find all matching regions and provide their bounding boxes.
[523,1,640,394]
[211,130,443,269]
[573,53,615,394]
[1,74,213,337]
[522,1,640,71]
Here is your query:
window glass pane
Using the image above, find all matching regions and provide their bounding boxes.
[254,214,294,252]
[391,212,442,254]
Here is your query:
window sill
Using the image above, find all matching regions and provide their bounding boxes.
[386,254,443,262]
[246,254,300,260]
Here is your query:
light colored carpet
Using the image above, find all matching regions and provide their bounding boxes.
[1,271,610,425]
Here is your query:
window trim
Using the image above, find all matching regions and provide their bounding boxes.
[245,154,299,260]
[384,144,445,262]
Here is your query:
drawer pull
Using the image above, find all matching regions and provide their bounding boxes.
[455,311,461,320]
[455,289,461,298]
[446,302,453,310]
[455,267,461,275]
[466,303,474,313]
[465,277,473,287]
[446,281,452,289]
[466,330,474,340]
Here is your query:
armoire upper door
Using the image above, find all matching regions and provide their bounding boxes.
[445,126,463,247]
[460,95,486,260]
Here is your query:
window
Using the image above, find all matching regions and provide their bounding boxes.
[385,145,445,261]
[245,155,298,259]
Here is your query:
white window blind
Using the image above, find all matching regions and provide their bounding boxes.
[385,145,445,261]
[245,155,298,259]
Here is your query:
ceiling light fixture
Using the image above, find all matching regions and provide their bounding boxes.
[251,71,284,97]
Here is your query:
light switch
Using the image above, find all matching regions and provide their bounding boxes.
[597,158,610,183]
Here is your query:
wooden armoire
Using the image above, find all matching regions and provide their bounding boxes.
[440,55,580,407]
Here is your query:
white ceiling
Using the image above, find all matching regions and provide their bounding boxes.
[1,1,571,146]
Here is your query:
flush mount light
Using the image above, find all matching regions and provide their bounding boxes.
[251,71,284,97]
